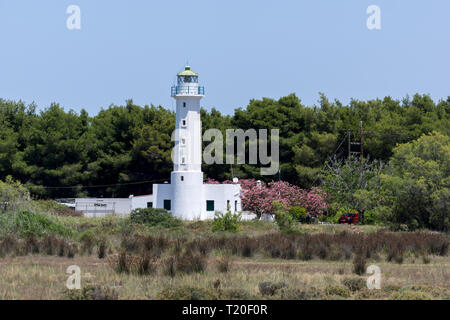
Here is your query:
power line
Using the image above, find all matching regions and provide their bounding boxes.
[31,178,168,189]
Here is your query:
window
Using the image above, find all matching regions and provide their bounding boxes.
[181,176,184,181]
[227,200,230,210]
[147,202,153,208]
[182,157,186,164]
[182,120,186,126]
[235,200,238,212]
[206,200,214,212]
[183,102,186,108]
[164,200,171,211]
[181,138,186,145]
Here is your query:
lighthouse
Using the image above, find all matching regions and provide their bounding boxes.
[170,66,205,219]
[152,66,241,220]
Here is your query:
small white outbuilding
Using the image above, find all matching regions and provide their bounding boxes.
[75,194,153,217]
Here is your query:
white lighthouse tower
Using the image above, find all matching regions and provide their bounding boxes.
[170,66,205,219]
[152,65,241,220]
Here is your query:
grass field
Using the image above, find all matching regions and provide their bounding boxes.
[0,212,448,300]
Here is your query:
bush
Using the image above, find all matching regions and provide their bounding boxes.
[0,176,31,212]
[289,206,307,222]
[175,250,206,274]
[157,286,219,300]
[258,281,287,296]
[342,277,366,292]
[216,254,231,273]
[212,210,241,232]
[62,285,118,300]
[352,254,366,275]
[324,285,350,298]
[273,201,294,233]
[130,208,181,228]
[13,211,72,238]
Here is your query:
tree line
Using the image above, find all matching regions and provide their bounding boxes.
[0,93,448,201]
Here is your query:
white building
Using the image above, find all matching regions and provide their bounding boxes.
[75,66,241,219]
[75,194,153,217]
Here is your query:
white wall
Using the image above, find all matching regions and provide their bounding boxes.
[203,184,242,219]
[131,195,153,210]
[153,184,172,210]
[75,198,131,217]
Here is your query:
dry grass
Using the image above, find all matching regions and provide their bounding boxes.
[0,254,448,300]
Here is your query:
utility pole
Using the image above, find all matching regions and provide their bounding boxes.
[347,129,351,159]
[360,121,364,157]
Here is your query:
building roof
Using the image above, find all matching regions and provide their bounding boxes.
[177,66,198,77]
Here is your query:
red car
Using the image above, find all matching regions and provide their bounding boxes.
[338,212,360,224]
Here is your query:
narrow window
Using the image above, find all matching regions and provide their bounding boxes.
[147,202,153,208]
[181,176,184,181]
[206,200,215,212]
[181,138,186,145]
[182,120,186,126]
[235,200,238,212]
[183,102,186,108]
[164,200,171,211]
[227,200,230,210]
[182,157,185,164]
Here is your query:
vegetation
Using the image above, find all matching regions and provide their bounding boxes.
[0,93,448,230]
[130,208,181,228]
[212,210,242,232]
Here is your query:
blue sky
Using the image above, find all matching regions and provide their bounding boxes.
[0,0,449,115]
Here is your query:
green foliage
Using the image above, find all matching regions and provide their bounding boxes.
[0,176,31,212]
[0,211,73,238]
[130,208,181,228]
[212,210,241,232]
[157,286,220,300]
[273,201,295,233]
[342,277,366,292]
[62,285,119,300]
[324,285,350,298]
[289,206,307,222]
[380,131,449,231]
[0,93,449,230]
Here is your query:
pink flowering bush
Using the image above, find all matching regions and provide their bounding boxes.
[205,178,328,219]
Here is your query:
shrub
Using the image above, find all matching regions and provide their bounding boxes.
[79,231,95,255]
[216,254,231,273]
[175,250,206,274]
[136,252,156,275]
[163,256,177,277]
[13,211,72,238]
[212,210,241,233]
[352,254,366,275]
[157,286,219,300]
[62,285,118,300]
[324,285,350,298]
[258,281,287,296]
[342,277,366,292]
[97,240,107,259]
[289,206,307,222]
[273,201,294,233]
[0,176,31,212]
[130,208,181,228]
